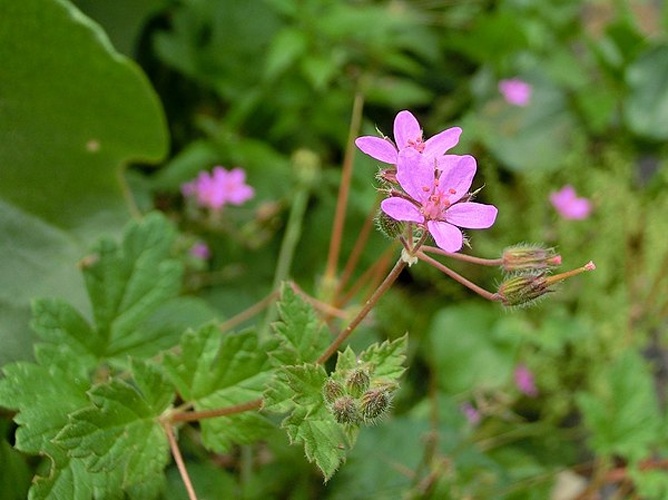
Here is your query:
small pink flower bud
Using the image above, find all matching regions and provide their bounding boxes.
[330,396,361,425]
[360,387,392,424]
[501,245,561,273]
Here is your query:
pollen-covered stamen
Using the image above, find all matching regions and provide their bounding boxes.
[407,137,425,153]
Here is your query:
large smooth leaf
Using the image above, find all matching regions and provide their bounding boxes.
[0,0,168,364]
[624,44,668,140]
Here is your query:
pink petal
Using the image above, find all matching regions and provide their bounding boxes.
[423,127,462,158]
[436,155,476,203]
[393,110,422,150]
[446,202,498,229]
[396,149,435,202]
[380,197,423,223]
[355,136,398,164]
[427,220,464,252]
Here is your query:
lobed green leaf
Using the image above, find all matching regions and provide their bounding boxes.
[163,324,273,453]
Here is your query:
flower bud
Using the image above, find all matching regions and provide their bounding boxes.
[375,210,405,240]
[501,245,561,273]
[322,379,345,404]
[497,261,596,307]
[345,368,370,398]
[360,388,392,424]
[330,396,361,425]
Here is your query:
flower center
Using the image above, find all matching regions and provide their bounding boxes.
[420,178,456,220]
[407,137,425,153]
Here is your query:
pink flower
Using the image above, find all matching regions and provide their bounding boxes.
[182,166,254,211]
[380,148,498,253]
[189,242,211,260]
[514,364,538,397]
[550,185,592,220]
[498,78,532,106]
[355,110,462,165]
[460,402,481,425]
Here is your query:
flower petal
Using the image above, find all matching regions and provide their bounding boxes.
[424,126,462,158]
[436,154,476,203]
[355,136,398,164]
[427,220,463,252]
[393,110,421,150]
[445,202,498,229]
[380,197,423,223]
[396,148,435,202]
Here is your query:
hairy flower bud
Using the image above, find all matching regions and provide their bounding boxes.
[330,396,361,425]
[375,210,405,240]
[345,368,370,398]
[501,245,561,273]
[360,388,392,424]
[322,379,345,404]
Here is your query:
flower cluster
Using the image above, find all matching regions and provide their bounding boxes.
[356,110,497,253]
[182,166,254,211]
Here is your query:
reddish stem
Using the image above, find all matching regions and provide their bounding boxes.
[324,92,364,284]
[162,422,198,500]
[169,398,263,424]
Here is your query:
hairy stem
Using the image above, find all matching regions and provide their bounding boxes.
[420,245,503,266]
[416,251,500,302]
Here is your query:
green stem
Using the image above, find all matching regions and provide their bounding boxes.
[261,181,311,335]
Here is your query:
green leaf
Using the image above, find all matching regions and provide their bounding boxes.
[576,351,661,462]
[269,284,331,366]
[0,343,95,499]
[0,0,168,364]
[468,71,580,172]
[624,44,668,140]
[358,334,408,381]
[423,304,521,394]
[268,364,355,481]
[56,359,173,489]
[84,213,181,353]
[163,324,273,453]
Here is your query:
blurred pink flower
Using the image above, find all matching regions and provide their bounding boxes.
[355,109,462,165]
[514,364,538,397]
[380,148,498,253]
[460,402,481,425]
[550,185,592,220]
[190,242,211,260]
[499,78,532,106]
[182,166,254,211]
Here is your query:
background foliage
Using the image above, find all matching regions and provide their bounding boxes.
[2,0,668,498]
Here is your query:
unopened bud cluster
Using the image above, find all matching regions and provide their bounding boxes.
[323,366,395,426]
